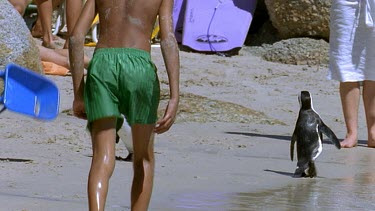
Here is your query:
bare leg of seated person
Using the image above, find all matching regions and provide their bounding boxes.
[8,0,28,16]
[38,45,90,69]
[38,45,69,68]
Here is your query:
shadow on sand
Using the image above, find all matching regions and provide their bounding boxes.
[225,131,368,147]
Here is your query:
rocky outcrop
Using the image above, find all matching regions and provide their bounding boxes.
[264,0,331,40]
[0,0,42,74]
[262,38,329,65]
[246,0,331,65]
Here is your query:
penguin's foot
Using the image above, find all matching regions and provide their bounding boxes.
[115,153,133,162]
[307,161,317,178]
[293,173,303,178]
[293,167,306,178]
[340,135,358,148]
[124,153,133,162]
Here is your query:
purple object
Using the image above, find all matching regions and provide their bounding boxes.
[181,0,257,53]
[173,0,186,43]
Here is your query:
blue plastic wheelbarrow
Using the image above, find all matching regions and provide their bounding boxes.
[0,63,60,120]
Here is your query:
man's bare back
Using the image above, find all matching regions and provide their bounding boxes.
[96,0,164,52]
[69,0,179,209]
[70,0,178,124]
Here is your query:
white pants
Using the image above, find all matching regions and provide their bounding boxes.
[328,0,375,82]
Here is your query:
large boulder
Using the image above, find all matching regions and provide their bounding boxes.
[0,0,42,73]
[264,0,331,40]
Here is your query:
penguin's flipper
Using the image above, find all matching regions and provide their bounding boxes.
[290,133,297,161]
[319,123,341,149]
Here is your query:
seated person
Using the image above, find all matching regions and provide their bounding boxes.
[39,46,90,75]
[9,0,90,75]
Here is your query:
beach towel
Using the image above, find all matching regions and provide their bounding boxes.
[42,61,70,76]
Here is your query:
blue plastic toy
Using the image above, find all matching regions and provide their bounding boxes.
[0,63,60,120]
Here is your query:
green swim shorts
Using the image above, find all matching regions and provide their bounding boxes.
[84,48,160,129]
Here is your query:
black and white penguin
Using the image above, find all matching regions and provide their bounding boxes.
[116,116,133,162]
[290,91,341,178]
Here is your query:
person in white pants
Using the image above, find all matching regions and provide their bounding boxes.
[329,0,375,148]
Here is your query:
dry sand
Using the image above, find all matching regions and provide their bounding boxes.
[1,41,375,210]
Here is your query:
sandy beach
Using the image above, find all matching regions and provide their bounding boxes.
[1,40,375,210]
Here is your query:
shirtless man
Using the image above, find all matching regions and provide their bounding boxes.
[68,0,179,210]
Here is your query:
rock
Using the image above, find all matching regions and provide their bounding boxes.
[261,38,329,65]
[0,0,43,95]
[0,0,42,73]
[264,0,331,40]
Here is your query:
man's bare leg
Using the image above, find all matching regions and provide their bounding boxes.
[131,124,155,211]
[340,82,360,148]
[63,0,83,49]
[88,117,117,211]
[8,0,28,15]
[363,80,375,147]
[31,17,43,38]
[32,0,64,38]
[35,0,55,49]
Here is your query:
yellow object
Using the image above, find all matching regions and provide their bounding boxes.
[42,62,70,76]
[91,15,99,26]
[84,42,97,47]
[151,16,160,42]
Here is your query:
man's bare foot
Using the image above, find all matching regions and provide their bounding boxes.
[31,20,43,38]
[42,41,56,49]
[368,140,375,148]
[340,135,358,148]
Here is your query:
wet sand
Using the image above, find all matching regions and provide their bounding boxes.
[1,42,375,210]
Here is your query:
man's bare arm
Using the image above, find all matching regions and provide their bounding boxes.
[69,0,96,119]
[155,0,180,134]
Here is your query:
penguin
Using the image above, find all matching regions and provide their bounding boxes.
[290,91,341,178]
[116,116,133,162]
